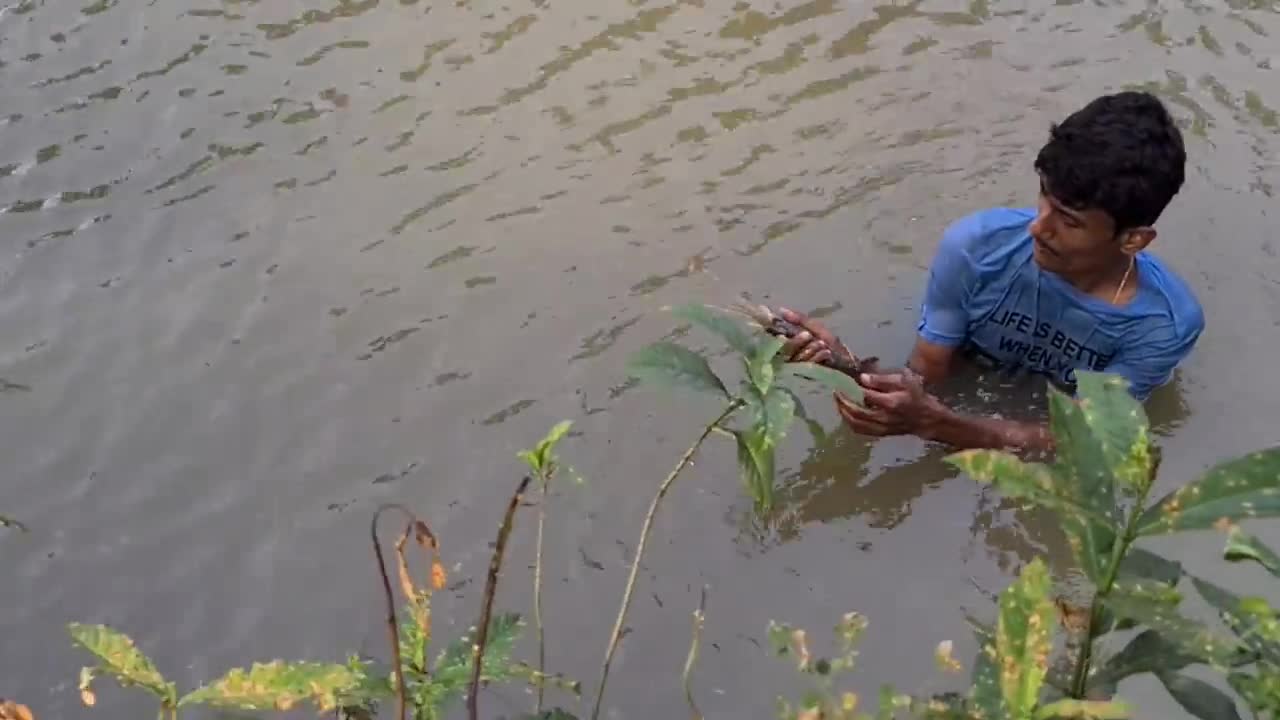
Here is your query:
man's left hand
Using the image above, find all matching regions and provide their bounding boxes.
[833,370,947,439]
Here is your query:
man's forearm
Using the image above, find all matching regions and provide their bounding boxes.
[922,405,1053,451]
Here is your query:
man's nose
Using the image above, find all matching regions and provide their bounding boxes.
[1029,213,1051,241]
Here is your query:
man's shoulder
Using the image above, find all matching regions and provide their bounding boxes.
[1135,251,1205,340]
[938,206,1035,269]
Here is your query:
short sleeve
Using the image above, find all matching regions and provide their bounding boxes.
[1103,313,1204,401]
[917,215,983,347]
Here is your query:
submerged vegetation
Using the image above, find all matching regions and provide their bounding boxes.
[4,303,1279,718]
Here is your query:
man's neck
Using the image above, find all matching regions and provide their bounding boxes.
[1058,256,1135,304]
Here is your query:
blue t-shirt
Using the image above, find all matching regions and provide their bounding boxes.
[916,207,1204,400]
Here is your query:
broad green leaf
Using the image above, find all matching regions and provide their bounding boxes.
[1048,386,1119,520]
[996,558,1056,719]
[969,636,1003,720]
[1073,372,1153,494]
[1223,526,1280,577]
[1117,545,1184,585]
[1137,446,1280,536]
[779,362,865,406]
[671,303,758,358]
[1035,698,1132,719]
[67,623,176,706]
[178,661,360,711]
[1103,581,1241,667]
[760,387,796,447]
[626,342,727,398]
[1088,630,1201,692]
[735,427,776,510]
[1191,576,1280,665]
[1156,671,1243,720]
[748,335,787,392]
[946,450,1112,580]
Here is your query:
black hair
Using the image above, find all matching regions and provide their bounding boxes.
[1033,90,1186,231]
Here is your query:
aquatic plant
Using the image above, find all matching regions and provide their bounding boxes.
[59,299,1280,720]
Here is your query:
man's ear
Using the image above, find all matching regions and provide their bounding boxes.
[1120,226,1156,254]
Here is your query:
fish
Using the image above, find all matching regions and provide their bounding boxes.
[716,297,878,379]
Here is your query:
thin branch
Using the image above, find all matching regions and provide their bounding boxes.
[590,401,742,720]
[534,470,549,714]
[468,475,533,720]
[683,586,708,720]
[371,504,415,720]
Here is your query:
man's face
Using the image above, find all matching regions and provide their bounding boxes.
[1028,175,1123,276]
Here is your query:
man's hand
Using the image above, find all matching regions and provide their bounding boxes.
[833,370,947,439]
[776,308,855,365]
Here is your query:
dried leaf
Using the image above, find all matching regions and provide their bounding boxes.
[625,341,728,398]
[67,623,176,707]
[0,700,34,720]
[178,661,361,711]
[935,640,962,674]
[1137,446,1280,536]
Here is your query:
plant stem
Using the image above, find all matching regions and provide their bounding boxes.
[1067,474,1158,698]
[372,504,413,720]
[534,470,549,715]
[590,401,742,720]
[468,475,532,720]
[684,586,708,720]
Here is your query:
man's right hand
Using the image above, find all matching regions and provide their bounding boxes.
[777,308,853,365]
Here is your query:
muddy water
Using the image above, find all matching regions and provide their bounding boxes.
[3,0,1280,717]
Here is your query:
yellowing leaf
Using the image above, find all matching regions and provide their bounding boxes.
[1137,446,1280,536]
[178,661,361,712]
[67,623,176,707]
[1034,698,1132,719]
[0,700,34,720]
[995,558,1055,719]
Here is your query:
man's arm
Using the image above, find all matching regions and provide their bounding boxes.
[921,405,1054,451]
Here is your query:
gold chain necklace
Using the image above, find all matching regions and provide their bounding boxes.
[1112,255,1135,305]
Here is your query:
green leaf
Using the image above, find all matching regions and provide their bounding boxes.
[1155,671,1243,720]
[1048,385,1119,519]
[779,362,865,406]
[1117,545,1184,585]
[1103,581,1241,667]
[970,638,1003,720]
[1223,526,1280,577]
[67,623,177,706]
[1073,371,1153,494]
[1088,630,1201,693]
[1227,669,1280,714]
[735,426,776,510]
[759,387,796,447]
[626,342,727,398]
[519,420,573,474]
[178,661,361,712]
[1190,577,1280,665]
[995,558,1056,719]
[0,513,28,532]
[671,302,758,358]
[514,710,580,720]
[1035,698,1133,719]
[431,613,525,708]
[748,335,787,392]
[1137,446,1280,536]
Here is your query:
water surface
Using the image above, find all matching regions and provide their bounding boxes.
[3,0,1280,717]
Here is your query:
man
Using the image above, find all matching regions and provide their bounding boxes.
[780,90,1204,451]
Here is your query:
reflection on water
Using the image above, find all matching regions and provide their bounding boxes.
[2,0,1279,717]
